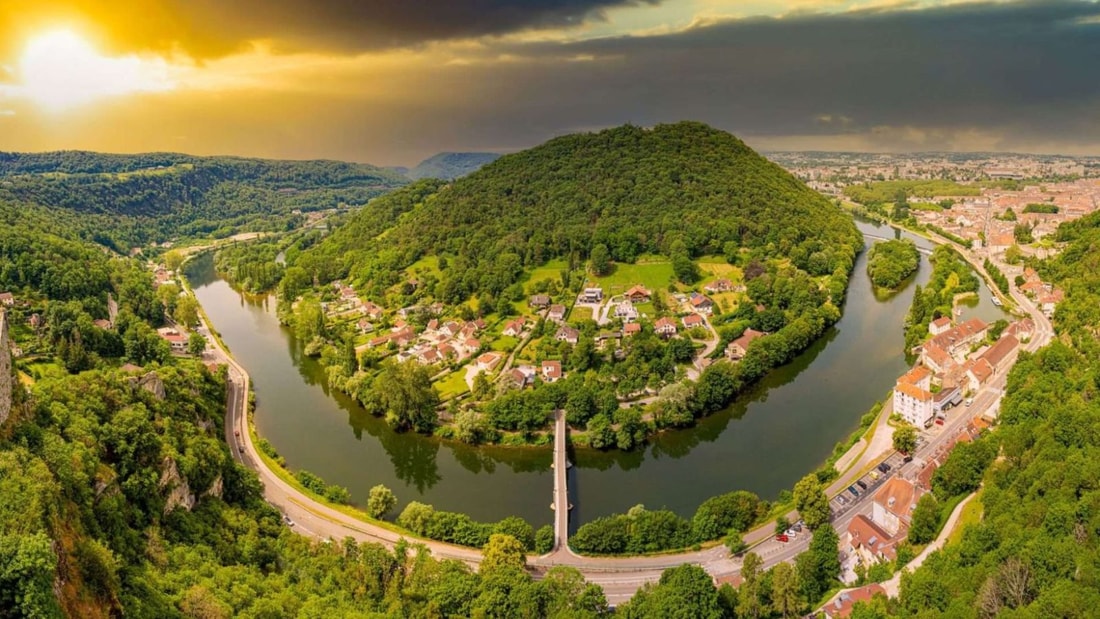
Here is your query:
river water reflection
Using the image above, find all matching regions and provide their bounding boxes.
[187,219,1006,527]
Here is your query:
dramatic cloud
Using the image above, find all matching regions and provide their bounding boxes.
[1,1,1099,162]
[0,0,661,58]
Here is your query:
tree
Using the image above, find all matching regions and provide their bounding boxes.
[771,561,803,619]
[368,361,440,433]
[480,534,526,573]
[908,493,941,544]
[893,424,918,455]
[738,552,766,619]
[798,526,841,601]
[590,243,612,276]
[187,332,206,356]
[776,516,791,535]
[367,485,397,519]
[793,473,831,530]
[535,525,555,554]
[174,294,199,328]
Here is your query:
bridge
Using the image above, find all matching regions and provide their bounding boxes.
[863,232,933,255]
[551,409,573,552]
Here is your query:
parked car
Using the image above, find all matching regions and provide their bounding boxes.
[903,454,914,463]
[775,534,789,543]
[935,417,945,425]
[848,485,860,497]
[856,480,868,491]
[965,397,974,406]
[870,471,880,480]
[877,463,892,473]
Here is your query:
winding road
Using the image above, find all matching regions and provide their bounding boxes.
[200,231,1054,606]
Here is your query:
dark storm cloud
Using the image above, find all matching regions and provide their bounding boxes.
[430,0,1100,153]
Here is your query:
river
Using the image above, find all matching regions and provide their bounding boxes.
[187,219,1007,528]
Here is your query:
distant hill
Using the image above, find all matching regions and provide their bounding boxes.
[292,121,862,304]
[406,152,501,180]
[0,151,408,249]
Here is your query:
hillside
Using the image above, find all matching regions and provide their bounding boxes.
[406,151,502,180]
[297,122,862,303]
[0,151,408,251]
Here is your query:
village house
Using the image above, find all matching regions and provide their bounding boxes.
[156,327,188,353]
[845,514,896,569]
[965,358,994,393]
[894,381,934,428]
[921,318,988,370]
[502,318,526,337]
[820,585,887,619]
[541,360,563,383]
[928,316,952,336]
[689,292,714,315]
[703,279,733,294]
[623,322,642,337]
[579,288,604,303]
[509,368,532,389]
[920,343,953,374]
[614,300,639,322]
[357,318,374,333]
[1039,289,1064,317]
[871,477,918,537]
[363,301,385,320]
[624,285,651,303]
[681,313,704,329]
[1003,318,1034,342]
[725,328,766,361]
[555,326,580,345]
[548,304,567,323]
[980,333,1020,375]
[476,352,502,373]
[529,294,551,309]
[438,344,457,359]
[417,349,441,365]
[654,317,678,337]
[461,338,481,356]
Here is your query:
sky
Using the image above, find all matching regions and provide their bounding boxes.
[0,0,1099,165]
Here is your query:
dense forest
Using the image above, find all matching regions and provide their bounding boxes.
[0,151,407,251]
[866,240,920,289]
[290,122,862,304]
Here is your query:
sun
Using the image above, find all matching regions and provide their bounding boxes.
[15,29,174,111]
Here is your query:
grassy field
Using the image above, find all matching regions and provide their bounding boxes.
[434,369,469,399]
[406,255,441,280]
[696,256,743,281]
[570,306,593,322]
[491,335,519,352]
[525,259,569,292]
[590,259,675,296]
[946,492,983,546]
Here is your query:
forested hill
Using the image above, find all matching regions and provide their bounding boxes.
[0,151,408,250]
[295,121,862,302]
[406,151,501,180]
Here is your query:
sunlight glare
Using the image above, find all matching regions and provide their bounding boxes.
[16,29,174,111]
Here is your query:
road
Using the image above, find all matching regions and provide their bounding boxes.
[195,229,1054,606]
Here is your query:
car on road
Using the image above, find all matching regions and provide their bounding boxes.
[283,515,295,527]
[847,485,860,497]
[775,534,789,543]
[234,430,240,438]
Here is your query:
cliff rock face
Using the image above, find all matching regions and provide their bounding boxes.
[127,371,166,400]
[0,311,11,425]
[159,458,196,514]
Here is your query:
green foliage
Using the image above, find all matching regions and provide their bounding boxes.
[1023,203,1059,214]
[926,224,973,248]
[0,151,406,248]
[691,490,770,541]
[571,505,695,555]
[214,240,285,293]
[866,239,920,289]
[908,493,941,545]
[360,360,440,433]
[294,470,352,504]
[984,258,1010,294]
[904,245,979,351]
[797,526,841,602]
[892,424,918,455]
[534,525,554,554]
[291,121,860,309]
[793,473,831,530]
[618,564,724,619]
[590,243,613,276]
[366,484,397,519]
[844,180,980,205]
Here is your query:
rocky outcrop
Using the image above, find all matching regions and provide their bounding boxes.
[0,311,11,426]
[158,458,196,515]
[127,371,166,400]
